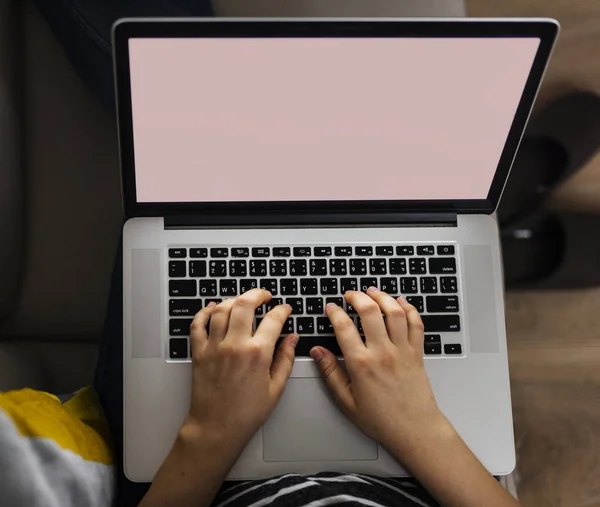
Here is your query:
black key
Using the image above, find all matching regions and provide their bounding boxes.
[169,280,196,297]
[293,247,311,257]
[231,247,249,257]
[409,258,427,274]
[429,258,457,275]
[169,318,193,336]
[444,344,463,355]
[346,302,357,314]
[424,343,442,355]
[326,297,344,307]
[297,317,315,335]
[240,279,258,294]
[334,246,352,256]
[209,260,227,277]
[425,334,441,343]
[355,246,373,256]
[295,335,341,357]
[320,278,338,295]
[340,278,358,293]
[300,278,318,295]
[169,261,186,278]
[211,248,228,257]
[286,298,303,315]
[406,296,424,313]
[306,297,324,315]
[400,277,418,294]
[229,260,247,277]
[280,278,298,295]
[169,248,187,258]
[376,246,394,256]
[289,259,307,276]
[259,279,278,295]
[417,245,435,255]
[266,298,284,312]
[252,247,270,257]
[389,258,407,275]
[169,338,188,359]
[441,276,458,293]
[426,296,459,313]
[220,280,237,296]
[420,277,438,294]
[329,259,347,276]
[273,247,291,257]
[369,259,387,275]
[254,317,263,330]
[359,277,378,292]
[169,299,202,316]
[314,247,332,257]
[205,298,223,305]
[199,279,217,297]
[437,245,455,256]
[317,317,334,334]
[250,260,267,277]
[349,258,367,276]
[189,260,207,277]
[421,315,461,332]
[396,246,414,256]
[355,317,364,333]
[310,259,327,276]
[282,318,295,334]
[270,260,287,277]
[190,248,208,258]
[380,277,398,295]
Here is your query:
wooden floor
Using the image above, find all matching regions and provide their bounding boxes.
[467,1,600,505]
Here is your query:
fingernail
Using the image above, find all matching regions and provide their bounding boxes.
[398,296,407,304]
[207,302,217,307]
[326,302,337,309]
[310,347,324,363]
[368,286,380,293]
[289,334,299,347]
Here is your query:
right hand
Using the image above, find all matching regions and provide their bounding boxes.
[310,288,445,455]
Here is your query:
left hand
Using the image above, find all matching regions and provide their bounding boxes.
[184,289,298,453]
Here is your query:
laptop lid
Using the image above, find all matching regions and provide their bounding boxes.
[113,19,558,220]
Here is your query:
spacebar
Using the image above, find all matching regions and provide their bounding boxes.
[421,315,461,332]
[295,336,341,357]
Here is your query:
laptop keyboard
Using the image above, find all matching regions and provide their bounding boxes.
[167,244,463,360]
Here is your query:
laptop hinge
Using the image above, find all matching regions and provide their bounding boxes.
[164,212,457,229]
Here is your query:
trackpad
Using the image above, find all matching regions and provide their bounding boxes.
[263,378,378,462]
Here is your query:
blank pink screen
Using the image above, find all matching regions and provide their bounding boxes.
[128,37,539,203]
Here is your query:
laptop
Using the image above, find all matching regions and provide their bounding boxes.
[113,18,558,481]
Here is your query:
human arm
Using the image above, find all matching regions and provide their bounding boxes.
[310,288,519,507]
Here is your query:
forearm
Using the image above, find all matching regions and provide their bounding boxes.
[386,412,519,507]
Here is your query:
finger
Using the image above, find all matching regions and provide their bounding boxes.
[398,296,425,348]
[270,334,298,391]
[366,289,408,345]
[346,289,389,347]
[325,301,364,356]
[310,346,354,412]
[208,298,236,341]
[189,302,217,352]
[255,304,292,347]
[227,288,272,340]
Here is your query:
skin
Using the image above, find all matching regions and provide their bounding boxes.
[140,287,519,507]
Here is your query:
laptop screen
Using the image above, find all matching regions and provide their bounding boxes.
[128,37,540,204]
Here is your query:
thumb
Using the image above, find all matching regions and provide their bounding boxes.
[270,334,298,391]
[310,347,354,411]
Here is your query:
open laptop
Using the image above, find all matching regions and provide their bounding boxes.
[113,18,558,481]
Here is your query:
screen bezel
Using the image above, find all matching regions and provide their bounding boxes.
[113,19,558,218]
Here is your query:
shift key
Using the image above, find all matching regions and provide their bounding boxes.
[421,315,460,332]
[426,296,459,313]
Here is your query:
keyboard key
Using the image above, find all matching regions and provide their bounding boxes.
[255,305,264,315]
[199,279,217,296]
[169,248,187,258]
[355,246,373,256]
[211,248,228,257]
[406,296,424,313]
[424,343,442,355]
[355,317,364,333]
[250,260,267,277]
[320,278,338,295]
[259,279,278,295]
[189,260,207,277]
[346,302,357,314]
[205,298,223,305]
[437,245,455,255]
[282,318,295,334]
[300,278,318,295]
[240,279,258,294]
[169,318,193,336]
[266,298,284,312]
[273,247,291,257]
[350,258,367,276]
[444,344,462,355]
[421,315,461,332]
[409,258,427,274]
[306,297,324,314]
[229,260,247,277]
[190,248,208,258]
[359,277,378,292]
[169,299,202,316]
[380,277,398,295]
[220,280,237,296]
[375,246,394,256]
[280,279,298,295]
[286,298,303,315]
[417,245,435,255]
[441,276,458,293]
[289,259,307,276]
[252,247,270,257]
[297,317,315,335]
[169,280,196,297]
[169,261,186,278]
[232,247,249,257]
[293,247,311,257]
[369,258,387,275]
[270,260,287,276]
[396,246,414,256]
[314,246,332,257]
[389,258,407,275]
[340,278,358,293]
[295,335,341,357]
[400,277,418,294]
[254,317,263,330]
[426,296,459,313]
[326,297,344,307]
[169,338,188,359]
[317,317,334,334]
[429,258,457,274]
[425,334,441,343]
[310,259,327,276]
[334,246,352,256]
[420,277,438,294]
[209,260,227,277]
[329,259,347,276]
